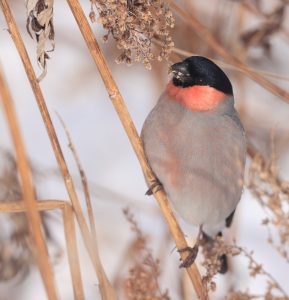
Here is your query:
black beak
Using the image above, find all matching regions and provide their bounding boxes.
[171,61,189,76]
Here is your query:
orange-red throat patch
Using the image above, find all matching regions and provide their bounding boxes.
[166,81,228,112]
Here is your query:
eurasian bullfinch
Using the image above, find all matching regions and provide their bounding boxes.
[141,56,246,272]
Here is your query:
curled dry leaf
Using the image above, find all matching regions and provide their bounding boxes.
[26,0,55,81]
[89,0,175,69]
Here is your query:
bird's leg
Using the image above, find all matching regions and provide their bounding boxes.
[178,225,203,268]
[145,178,163,195]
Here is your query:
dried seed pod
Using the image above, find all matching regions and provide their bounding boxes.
[90,0,175,69]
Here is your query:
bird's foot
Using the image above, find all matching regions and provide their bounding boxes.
[178,245,199,268]
[178,224,203,268]
[145,179,163,195]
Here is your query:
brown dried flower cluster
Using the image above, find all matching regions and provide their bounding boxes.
[200,235,241,293]
[26,0,55,81]
[123,208,170,300]
[199,234,289,299]
[248,145,289,264]
[226,245,289,299]
[89,0,175,69]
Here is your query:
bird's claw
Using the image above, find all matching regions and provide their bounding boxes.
[178,245,199,268]
[145,179,163,195]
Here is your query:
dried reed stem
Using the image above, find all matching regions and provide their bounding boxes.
[0,199,67,212]
[0,63,57,299]
[66,0,207,298]
[0,2,116,299]
[170,1,289,103]
[57,113,112,300]
[63,203,85,300]
[56,112,97,244]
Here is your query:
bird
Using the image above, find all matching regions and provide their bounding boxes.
[141,56,246,273]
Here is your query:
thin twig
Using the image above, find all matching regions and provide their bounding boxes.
[0,2,116,299]
[65,0,207,298]
[170,1,289,103]
[55,112,97,241]
[235,245,289,298]
[0,62,57,300]
[56,112,112,300]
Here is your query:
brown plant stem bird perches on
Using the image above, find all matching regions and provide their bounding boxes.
[141,56,246,275]
[145,179,163,196]
[64,0,207,298]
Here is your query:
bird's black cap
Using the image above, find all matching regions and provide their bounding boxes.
[171,56,233,95]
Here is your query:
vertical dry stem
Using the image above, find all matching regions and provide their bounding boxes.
[65,0,207,298]
[62,203,85,300]
[0,1,116,299]
[0,65,57,299]
[57,113,111,300]
[56,112,97,243]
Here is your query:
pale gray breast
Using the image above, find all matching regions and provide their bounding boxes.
[141,93,246,228]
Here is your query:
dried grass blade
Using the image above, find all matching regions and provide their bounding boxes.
[62,204,85,300]
[0,61,57,299]
[0,1,116,299]
[56,113,115,300]
[56,112,97,241]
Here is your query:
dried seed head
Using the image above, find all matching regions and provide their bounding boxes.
[90,0,175,69]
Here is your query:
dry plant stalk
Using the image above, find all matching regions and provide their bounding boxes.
[56,112,97,241]
[56,113,114,300]
[169,1,289,103]
[0,199,84,300]
[0,1,116,299]
[0,63,57,299]
[0,149,58,282]
[65,0,206,298]
[62,203,85,300]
